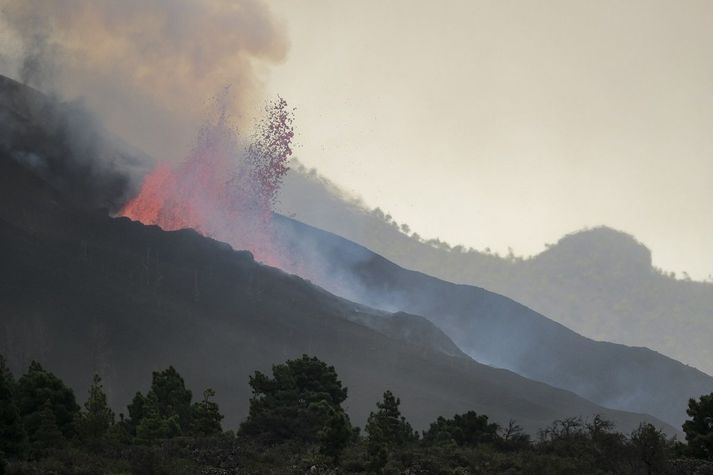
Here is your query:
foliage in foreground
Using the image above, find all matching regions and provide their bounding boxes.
[1,353,713,474]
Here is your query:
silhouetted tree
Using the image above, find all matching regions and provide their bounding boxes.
[78,374,115,444]
[683,392,713,460]
[365,390,416,471]
[423,410,499,447]
[630,423,668,475]
[31,400,65,454]
[1,355,704,473]
[239,355,352,457]
[190,388,223,436]
[16,361,79,443]
[0,356,25,458]
[126,391,147,436]
[499,419,530,450]
[586,415,627,473]
[539,416,586,443]
[107,413,132,444]
[135,393,181,442]
[147,366,193,431]
[127,366,193,439]
[537,417,590,460]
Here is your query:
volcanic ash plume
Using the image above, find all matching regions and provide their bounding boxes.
[121,96,295,267]
[0,0,288,163]
[1,0,296,264]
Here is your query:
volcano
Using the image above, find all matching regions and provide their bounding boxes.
[0,150,674,435]
[0,74,676,435]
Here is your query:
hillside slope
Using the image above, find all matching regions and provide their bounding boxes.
[0,153,675,436]
[278,166,713,378]
[271,214,713,428]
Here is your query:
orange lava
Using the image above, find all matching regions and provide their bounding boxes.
[119,98,294,268]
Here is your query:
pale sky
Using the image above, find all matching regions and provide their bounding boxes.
[1,0,711,279]
[266,0,713,280]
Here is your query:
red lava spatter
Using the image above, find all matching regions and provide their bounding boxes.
[121,97,295,269]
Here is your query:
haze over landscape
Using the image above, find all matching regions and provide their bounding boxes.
[1,1,713,473]
[268,0,713,281]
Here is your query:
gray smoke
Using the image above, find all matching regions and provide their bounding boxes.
[0,0,288,208]
[0,75,150,211]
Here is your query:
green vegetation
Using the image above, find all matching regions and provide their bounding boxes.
[15,361,79,456]
[683,393,713,461]
[364,390,418,471]
[2,354,713,474]
[239,354,353,458]
[0,356,25,459]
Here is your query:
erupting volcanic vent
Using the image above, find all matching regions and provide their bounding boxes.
[120,96,294,266]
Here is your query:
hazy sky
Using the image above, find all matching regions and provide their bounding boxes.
[266,0,713,280]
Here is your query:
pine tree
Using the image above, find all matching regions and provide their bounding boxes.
[135,393,180,442]
[126,366,193,440]
[78,374,115,443]
[16,361,79,442]
[683,392,713,460]
[239,355,352,457]
[365,390,417,471]
[107,413,132,444]
[0,355,26,458]
[32,400,65,453]
[146,366,193,432]
[190,388,223,436]
[126,391,146,436]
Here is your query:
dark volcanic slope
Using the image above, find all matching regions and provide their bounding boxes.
[0,154,672,435]
[272,215,713,428]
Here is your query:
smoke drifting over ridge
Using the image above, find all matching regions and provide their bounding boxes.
[0,0,288,164]
[0,74,150,212]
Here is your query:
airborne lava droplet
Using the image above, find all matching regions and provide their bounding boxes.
[120,96,295,267]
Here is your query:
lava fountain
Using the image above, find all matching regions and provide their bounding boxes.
[120,97,294,267]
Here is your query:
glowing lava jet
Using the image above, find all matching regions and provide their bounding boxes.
[120,98,294,266]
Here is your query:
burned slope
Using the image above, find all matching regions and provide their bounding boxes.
[272,215,713,428]
[0,154,672,435]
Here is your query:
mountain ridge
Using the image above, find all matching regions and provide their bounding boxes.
[277,164,713,377]
[269,213,713,427]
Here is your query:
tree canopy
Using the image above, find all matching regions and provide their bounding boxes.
[683,392,713,460]
[1,353,709,474]
[16,361,79,443]
[77,374,115,444]
[0,355,25,458]
[239,354,352,456]
[423,410,499,447]
[127,365,221,440]
[365,390,417,471]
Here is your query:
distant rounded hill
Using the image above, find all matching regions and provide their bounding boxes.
[534,226,653,279]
